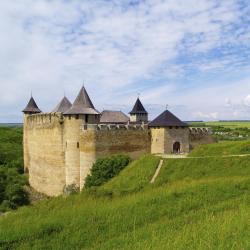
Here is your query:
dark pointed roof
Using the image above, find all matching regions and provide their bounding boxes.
[22,96,41,114]
[100,110,129,124]
[129,98,148,114]
[64,86,99,115]
[148,109,188,127]
[52,96,72,113]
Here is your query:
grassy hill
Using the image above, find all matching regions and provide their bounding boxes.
[0,142,250,249]
[190,139,250,156]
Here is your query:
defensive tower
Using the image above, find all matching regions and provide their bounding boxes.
[129,98,148,123]
[63,86,100,189]
[22,96,42,173]
[149,109,189,154]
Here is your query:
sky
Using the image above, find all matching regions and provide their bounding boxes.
[1,0,250,122]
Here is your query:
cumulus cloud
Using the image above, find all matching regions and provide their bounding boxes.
[244,95,250,106]
[0,0,250,122]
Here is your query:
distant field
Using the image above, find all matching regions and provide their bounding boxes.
[0,123,22,127]
[190,121,250,128]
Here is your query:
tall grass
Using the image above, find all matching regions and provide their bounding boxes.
[0,150,250,249]
[190,140,250,156]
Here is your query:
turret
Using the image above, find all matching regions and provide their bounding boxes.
[22,96,42,115]
[129,97,148,123]
[63,86,100,190]
[22,95,41,173]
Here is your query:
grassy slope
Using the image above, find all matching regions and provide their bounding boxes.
[0,143,250,249]
[190,140,250,156]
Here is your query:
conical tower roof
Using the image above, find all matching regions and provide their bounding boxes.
[64,86,99,115]
[129,98,147,114]
[149,109,188,127]
[22,96,41,114]
[52,96,72,113]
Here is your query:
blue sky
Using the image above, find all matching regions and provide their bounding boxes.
[0,0,250,122]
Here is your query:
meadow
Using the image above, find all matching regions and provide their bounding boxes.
[0,141,250,249]
[190,121,250,128]
[0,122,250,249]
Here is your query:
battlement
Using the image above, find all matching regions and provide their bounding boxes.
[26,113,64,128]
[189,127,212,135]
[80,123,148,131]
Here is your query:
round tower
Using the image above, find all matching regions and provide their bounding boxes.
[63,86,100,190]
[22,96,42,173]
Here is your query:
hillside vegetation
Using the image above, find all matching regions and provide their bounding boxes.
[0,140,249,249]
[0,127,28,212]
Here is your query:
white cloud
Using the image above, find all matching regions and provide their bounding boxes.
[244,95,250,106]
[0,0,249,122]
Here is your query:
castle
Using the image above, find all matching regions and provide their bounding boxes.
[23,86,213,196]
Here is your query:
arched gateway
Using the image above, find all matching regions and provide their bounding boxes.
[173,141,181,154]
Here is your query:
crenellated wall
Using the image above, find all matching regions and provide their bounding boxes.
[189,127,215,149]
[79,124,151,188]
[24,113,66,196]
[24,113,214,196]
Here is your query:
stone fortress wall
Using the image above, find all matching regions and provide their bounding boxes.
[189,127,214,149]
[24,114,151,195]
[23,87,215,196]
[23,113,66,196]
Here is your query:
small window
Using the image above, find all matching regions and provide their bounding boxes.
[76,115,79,119]
[169,126,173,129]
[69,115,71,120]
[175,126,179,129]
[77,142,79,148]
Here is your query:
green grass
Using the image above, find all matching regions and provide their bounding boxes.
[95,154,160,196]
[0,147,250,249]
[190,140,250,156]
[191,121,250,128]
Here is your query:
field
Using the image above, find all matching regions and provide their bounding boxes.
[0,140,250,249]
[191,121,250,128]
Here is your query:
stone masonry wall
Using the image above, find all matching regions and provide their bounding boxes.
[24,113,66,196]
[151,127,190,154]
[189,127,215,149]
[79,124,151,188]
[165,127,190,154]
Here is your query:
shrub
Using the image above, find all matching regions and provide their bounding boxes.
[0,168,29,212]
[84,154,131,188]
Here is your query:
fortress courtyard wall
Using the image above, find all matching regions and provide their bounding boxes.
[24,113,66,196]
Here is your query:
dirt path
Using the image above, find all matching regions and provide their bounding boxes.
[159,154,250,159]
[150,159,163,184]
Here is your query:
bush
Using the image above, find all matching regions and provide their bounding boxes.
[0,168,29,212]
[84,154,131,188]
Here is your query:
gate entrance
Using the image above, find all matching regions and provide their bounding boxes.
[173,141,181,154]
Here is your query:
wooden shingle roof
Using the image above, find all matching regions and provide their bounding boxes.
[64,86,99,115]
[149,110,188,127]
[22,97,41,114]
[52,96,72,113]
[100,110,129,124]
[129,98,147,114]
